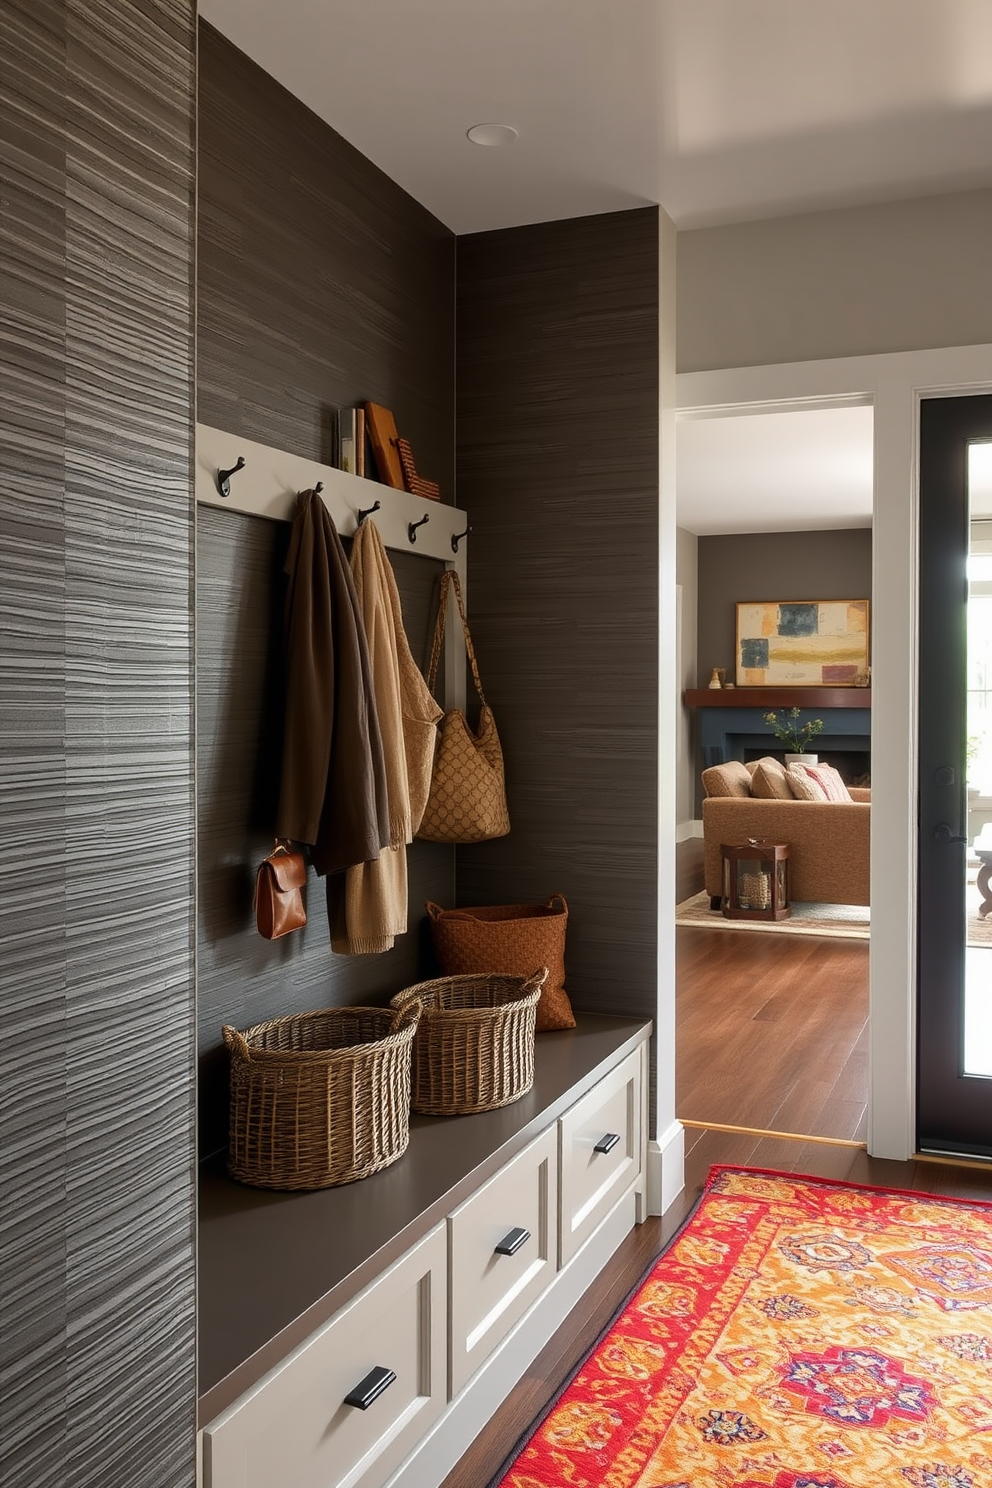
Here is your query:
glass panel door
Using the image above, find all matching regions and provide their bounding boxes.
[917,394,992,1155]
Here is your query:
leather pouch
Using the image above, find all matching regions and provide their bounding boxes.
[254,844,307,939]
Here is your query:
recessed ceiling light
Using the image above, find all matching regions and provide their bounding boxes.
[466,123,518,147]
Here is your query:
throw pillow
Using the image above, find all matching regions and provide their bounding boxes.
[750,756,793,800]
[802,762,853,802]
[701,761,753,798]
[786,765,829,801]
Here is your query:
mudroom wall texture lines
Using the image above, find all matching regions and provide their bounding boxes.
[454,209,660,1030]
[195,24,457,1158]
[1,4,197,1488]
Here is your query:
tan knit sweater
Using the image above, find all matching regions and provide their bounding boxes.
[330,520,442,954]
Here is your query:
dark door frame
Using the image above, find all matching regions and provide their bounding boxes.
[917,391,992,1155]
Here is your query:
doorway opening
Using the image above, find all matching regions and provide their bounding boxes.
[674,398,872,1151]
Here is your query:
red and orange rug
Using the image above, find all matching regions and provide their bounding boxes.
[492,1167,992,1488]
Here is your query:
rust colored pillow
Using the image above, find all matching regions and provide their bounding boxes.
[750,757,793,800]
[426,895,576,1032]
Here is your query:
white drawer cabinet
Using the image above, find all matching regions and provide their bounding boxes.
[559,1046,643,1265]
[448,1124,558,1397]
[199,1021,652,1488]
[202,1225,446,1488]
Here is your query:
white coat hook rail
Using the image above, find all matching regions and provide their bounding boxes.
[196,424,468,575]
[451,524,471,553]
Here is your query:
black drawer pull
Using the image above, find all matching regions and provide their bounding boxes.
[344,1366,396,1410]
[594,1132,620,1155]
[494,1226,530,1257]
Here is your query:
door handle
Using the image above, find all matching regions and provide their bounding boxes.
[933,823,967,843]
[594,1132,621,1154]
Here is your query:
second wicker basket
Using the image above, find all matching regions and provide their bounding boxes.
[390,968,547,1116]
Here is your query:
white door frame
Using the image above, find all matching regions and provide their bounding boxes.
[673,344,992,1161]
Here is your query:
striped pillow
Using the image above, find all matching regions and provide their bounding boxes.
[786,765,829,801]
[802,762,853,802]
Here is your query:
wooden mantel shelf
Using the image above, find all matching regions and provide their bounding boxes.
[684,688,871,709]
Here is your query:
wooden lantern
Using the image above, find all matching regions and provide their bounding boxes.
[721,839,790,921]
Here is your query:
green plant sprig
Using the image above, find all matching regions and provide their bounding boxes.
[763,707,825,754]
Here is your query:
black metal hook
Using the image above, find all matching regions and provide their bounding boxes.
[217,456,246,498]
[357,499,381,526]
[451,524,471,554]
[408,512,430,544]
[313,481,324,495]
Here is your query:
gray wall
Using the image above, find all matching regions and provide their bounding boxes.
[678,187,992,372]
[455,209,660,1028]
[196,25,458,1157]
[1,3,196,1485]
[697,528,873,684]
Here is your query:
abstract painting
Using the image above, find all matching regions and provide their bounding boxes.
[736,599,869,686]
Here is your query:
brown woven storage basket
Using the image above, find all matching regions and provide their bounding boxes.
[222,1001,421,1191]
[390,969,546,1116]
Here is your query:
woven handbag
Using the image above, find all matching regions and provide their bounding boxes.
[425,894,575,1032]
[416,570,510,844]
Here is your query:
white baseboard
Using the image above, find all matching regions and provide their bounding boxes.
[646,1122,685,1217]
[384,1188,638,1488]
[676,819,703,842]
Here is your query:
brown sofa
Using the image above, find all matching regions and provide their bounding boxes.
[701,759,871,906]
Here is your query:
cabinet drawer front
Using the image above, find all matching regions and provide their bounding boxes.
[559,1048,642,1265]
[448,1125,558,1397]
[203,1225,446,1488]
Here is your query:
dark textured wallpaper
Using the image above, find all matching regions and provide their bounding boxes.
[454,209,660,1029]
[196,22,455,494]
[0,2,196,1485]
[195,26,457,1157]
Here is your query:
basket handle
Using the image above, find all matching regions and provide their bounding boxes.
[425,901,443,921]
[546,893,568,914]
[521,967,549,997]
[390,997,422,1035]
[222,1024,251,1060]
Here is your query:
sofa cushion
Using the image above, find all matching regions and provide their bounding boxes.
[750,756,793,800]
[802,762,853,802]
[701,761,753,798]
[786,764,829,801]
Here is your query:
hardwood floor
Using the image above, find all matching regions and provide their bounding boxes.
[440,840,991,1487]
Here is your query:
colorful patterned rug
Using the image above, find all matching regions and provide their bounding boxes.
[490,1167,992,1488]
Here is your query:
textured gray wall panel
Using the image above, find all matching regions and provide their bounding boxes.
[454,210,660,1027]
[0,2,196,1484]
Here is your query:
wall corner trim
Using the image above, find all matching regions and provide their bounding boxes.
[647,1122,685,1217]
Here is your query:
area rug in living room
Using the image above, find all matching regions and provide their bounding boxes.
[489,1167,992,1488]
[676,889,870,940]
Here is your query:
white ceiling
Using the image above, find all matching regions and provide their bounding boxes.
[200,0,992,534]
[200,0,992,235]
[676,405,874,536]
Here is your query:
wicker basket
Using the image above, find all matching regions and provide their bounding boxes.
[390,969,546,1116]
[222,1001,421,1191]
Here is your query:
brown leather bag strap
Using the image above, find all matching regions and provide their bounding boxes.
[425,570,487,706]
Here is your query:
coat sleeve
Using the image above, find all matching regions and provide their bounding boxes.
[275,491,334,846]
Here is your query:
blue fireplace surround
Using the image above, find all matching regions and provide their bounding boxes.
[687,692,871,770]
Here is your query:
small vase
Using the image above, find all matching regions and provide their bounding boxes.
[784,753,818,767]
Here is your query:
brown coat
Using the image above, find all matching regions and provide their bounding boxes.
[275,490,389,876]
